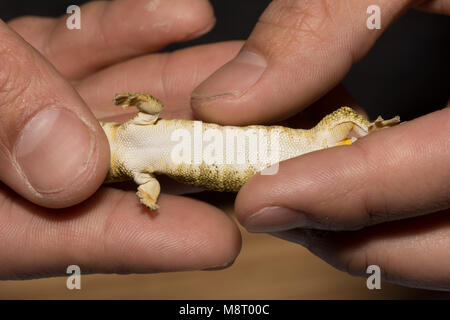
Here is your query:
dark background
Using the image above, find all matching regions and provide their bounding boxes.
[1,0,449,120]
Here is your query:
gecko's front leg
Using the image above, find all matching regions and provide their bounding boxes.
[114,93,164,125]
[113,93,165,209]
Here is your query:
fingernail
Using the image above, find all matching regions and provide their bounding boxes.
[191,50,266,104]
[187,19,216,39]
[244,206,311,233]
[202,259,236,271]
[15,108,94,193]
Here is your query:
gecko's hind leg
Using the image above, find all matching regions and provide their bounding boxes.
[134,172,161,210]
[114,93,164,125]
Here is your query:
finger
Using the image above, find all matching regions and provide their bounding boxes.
[8,0,216,79]
[75,41,243,120]
[416,0,450,14]
[277,83,366,129]
[0,184,241,279]
[191,0,416,125]
[0,20,109,208]
[235,107,450,232]
[271,209,450,290]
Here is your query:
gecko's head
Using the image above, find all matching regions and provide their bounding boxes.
[313,106,371,147]
[314,107,401,148]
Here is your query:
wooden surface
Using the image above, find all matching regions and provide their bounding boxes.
[0,193,448,300]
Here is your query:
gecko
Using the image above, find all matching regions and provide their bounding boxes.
[100,93,400,210]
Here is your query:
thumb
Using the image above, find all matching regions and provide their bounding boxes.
[0,20,109,208]
[191,0,414,125]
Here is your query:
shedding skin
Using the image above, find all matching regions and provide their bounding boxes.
[101,93,400,209]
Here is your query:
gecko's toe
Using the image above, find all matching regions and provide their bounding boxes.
[144,202,160,210]
[137,191,159,210]
[139,198,160,210]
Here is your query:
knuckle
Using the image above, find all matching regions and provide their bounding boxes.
[346,141,385,226]
[0,39,34,109]
[0,35,46,151]
[157,53,172,102]
[259,0,337,42]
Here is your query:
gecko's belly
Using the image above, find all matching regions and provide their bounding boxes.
[162,162,261,192]
[113,118,306,191]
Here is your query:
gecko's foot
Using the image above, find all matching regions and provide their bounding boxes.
[137,189,160,210]
[369,115,400,133]
[140,200,160,210]
[114,93,164,115]
[136,177,161,211]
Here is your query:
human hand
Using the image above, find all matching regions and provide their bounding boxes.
[0,0,242,279]
[191,0,450,290]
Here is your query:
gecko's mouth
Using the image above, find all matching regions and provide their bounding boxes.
[330,122,369,147]
[347,124,369,139]
[338,116,401,144]
[331,121,369,140]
